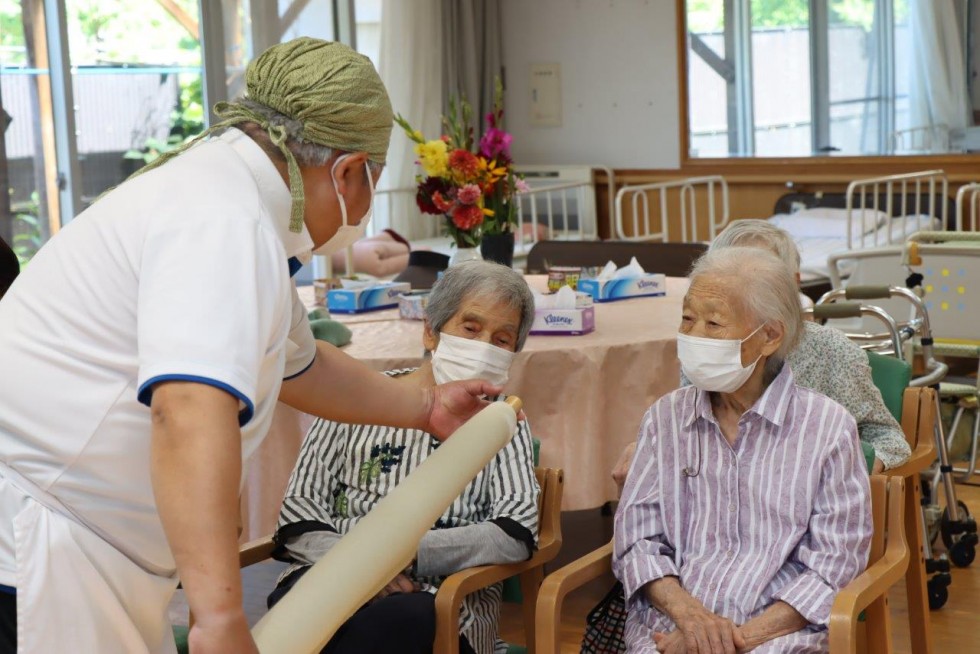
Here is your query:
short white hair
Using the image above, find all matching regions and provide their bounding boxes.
[689,246,803,374]
[425,260,535,351]
[711,220,801,274]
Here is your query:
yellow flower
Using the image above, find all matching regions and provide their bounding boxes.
[477,157,507,182]
[414,140,448,177]
[412,130,424,142]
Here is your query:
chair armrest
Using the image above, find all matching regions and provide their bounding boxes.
[434,542,562,654]
[535,541,614,653]
[435,547,560,614]
[239,536,276,568]
[886,437,935,478]
[828,548,909,653]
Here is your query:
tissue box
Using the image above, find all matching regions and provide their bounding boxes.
[397,291,430,320]
[327,282,411,314]
[577,274,667,302]
[530,306,595,335]
[313,278,343,306]
[530,294,596,335]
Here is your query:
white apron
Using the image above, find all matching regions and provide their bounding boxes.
[2,464,178,653]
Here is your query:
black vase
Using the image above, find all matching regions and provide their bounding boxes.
[480,231,516,268]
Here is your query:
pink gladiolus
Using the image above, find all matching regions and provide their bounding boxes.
[479,128,513,161]
[515,178,531,194]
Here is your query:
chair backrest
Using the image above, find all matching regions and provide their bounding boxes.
[866,351,911,423]
[525,240,708,276]
[534,467,564,551]
[828,475,908,653]
[900,386,937,453]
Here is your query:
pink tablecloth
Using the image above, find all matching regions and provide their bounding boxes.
[241,276,689,541]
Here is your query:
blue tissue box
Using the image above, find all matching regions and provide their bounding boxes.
[327,282,411,313]
[577,274,667,302]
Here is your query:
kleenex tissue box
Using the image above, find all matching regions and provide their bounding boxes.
[530,291,595,335]
[327,282,411,314]
[577,274,667,302]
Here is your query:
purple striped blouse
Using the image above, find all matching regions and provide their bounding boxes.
[613,364,872,653]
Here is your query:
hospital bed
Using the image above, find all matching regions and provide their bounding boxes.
[612,175,730,243]
[771,170,952,290]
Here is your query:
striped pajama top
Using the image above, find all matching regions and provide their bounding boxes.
[613,364,872,653]
[274,370,539,654]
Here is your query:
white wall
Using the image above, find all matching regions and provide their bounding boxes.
[501,0,681,169]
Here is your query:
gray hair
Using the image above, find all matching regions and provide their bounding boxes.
[711,220,801,274]
[688,246,803,376]
[425,261,536,351]
[238,99,384,175]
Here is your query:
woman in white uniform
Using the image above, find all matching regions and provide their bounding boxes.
[0,38,499,653]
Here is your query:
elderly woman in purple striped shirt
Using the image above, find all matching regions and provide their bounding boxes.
[614,247,872,654]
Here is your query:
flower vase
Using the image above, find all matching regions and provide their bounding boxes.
[480,232,515,268]
[449,245,483,267]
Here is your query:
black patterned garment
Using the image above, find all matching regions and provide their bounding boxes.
[275,370,540,654]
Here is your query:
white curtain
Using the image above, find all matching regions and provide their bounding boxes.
[376,0,444,240]
[908,0,971,134]
[442,0,504,136]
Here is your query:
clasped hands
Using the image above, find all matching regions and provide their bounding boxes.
[653,603,757,654]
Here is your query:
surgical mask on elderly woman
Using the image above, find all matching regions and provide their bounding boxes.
[313,155,375,256]
[676,323,766,393]
[431,333,515,387]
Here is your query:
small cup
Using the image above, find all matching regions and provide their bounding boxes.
[547,270,566,293]
[551,266,582,290]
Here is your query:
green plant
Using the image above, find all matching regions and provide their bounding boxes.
[11,191,43,267]
[124,75,204,166]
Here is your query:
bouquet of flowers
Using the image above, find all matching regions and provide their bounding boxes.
[395,79,527,248]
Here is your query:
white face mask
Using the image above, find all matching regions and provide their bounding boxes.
[677,323,766,393]
[431,332,515,387]
[313,156,375,256]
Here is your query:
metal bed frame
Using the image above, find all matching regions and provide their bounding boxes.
[613,175,729,243]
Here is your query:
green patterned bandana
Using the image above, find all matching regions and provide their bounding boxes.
[127,38,393,233]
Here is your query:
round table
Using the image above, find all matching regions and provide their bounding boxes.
[241,275,689,541]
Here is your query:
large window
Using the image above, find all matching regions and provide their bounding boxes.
[685,0,965,158]
[65,0,205,205]
[1,0,364,266]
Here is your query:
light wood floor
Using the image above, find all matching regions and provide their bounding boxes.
[498,482,980,653]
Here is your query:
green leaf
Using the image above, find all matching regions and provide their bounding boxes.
[14,213,39,228]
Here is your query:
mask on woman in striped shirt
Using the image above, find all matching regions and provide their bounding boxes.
[431,332,514,387]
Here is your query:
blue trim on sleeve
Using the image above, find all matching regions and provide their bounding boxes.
[0,584,14,595]
[138,375,255,426]
[287,257,304,278]
[283,352,316,381]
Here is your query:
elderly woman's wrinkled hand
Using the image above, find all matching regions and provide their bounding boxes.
[422,380,504,441]
[663,604,745,654]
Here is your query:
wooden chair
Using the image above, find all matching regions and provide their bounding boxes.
[185,467,563,654]
[829,476,909,653]
[433,467,564,654]
[535,477,908,654]
[883,386,938,654]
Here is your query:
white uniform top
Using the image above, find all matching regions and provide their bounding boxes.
[0,128,316,584]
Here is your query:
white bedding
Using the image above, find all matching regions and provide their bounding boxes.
[770,214,943,281]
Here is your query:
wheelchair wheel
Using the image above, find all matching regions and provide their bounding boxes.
[928,577,949,610]
[940,500,973,549]
[950,540,976,568]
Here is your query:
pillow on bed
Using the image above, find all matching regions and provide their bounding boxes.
[767,207,888,240]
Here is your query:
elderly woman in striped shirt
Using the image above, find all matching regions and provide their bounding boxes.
[270,260,539,654]
[614,247,872,654]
